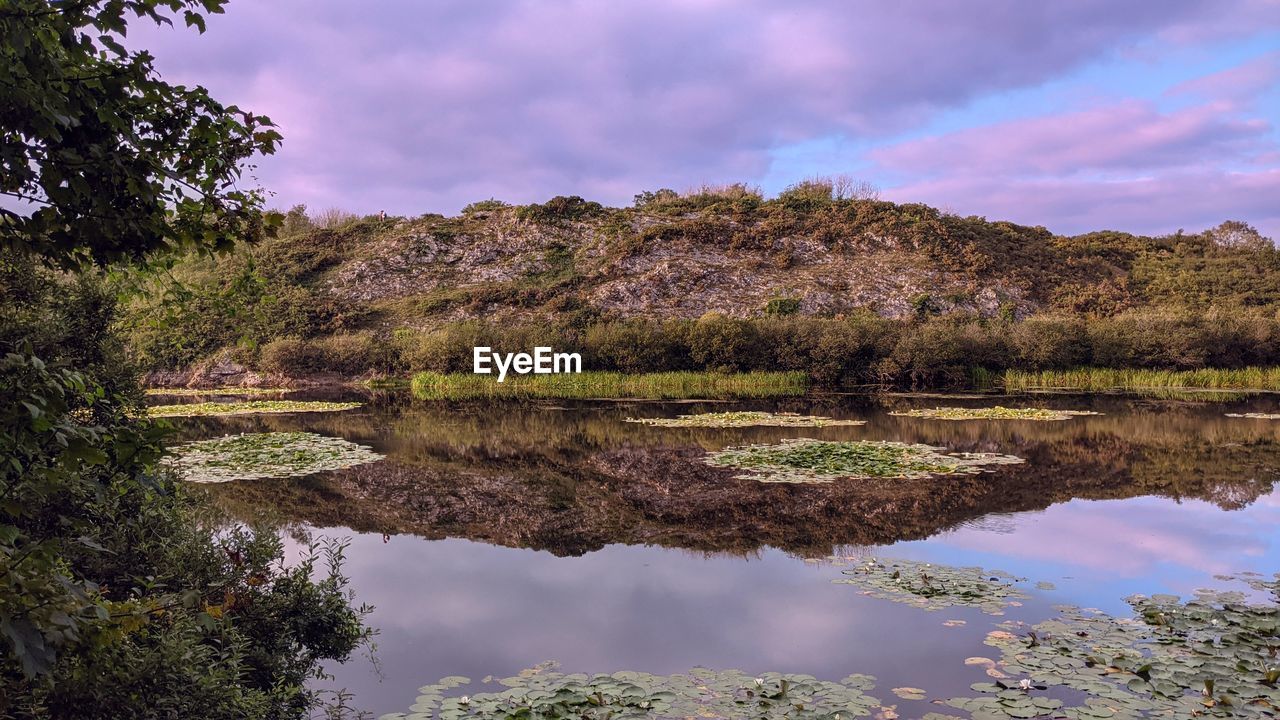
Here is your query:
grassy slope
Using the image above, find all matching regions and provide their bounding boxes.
[119,192,1280,384]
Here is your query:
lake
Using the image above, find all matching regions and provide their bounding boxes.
[165,392,1280,718]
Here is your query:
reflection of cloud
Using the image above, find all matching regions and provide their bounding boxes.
[313,534,1002,716]
[934,494,1274,576]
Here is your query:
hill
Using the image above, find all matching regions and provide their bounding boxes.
[119,183,1280,388]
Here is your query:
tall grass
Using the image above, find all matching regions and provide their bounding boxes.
[1003,367,1280,392]
[410,371,809,400]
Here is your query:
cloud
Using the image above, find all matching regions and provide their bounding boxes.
[870,100,1271,176]
[884,168,1280,237]
[1169,51,1280,105]
[130,0,1244,214]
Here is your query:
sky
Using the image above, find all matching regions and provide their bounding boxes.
[134,0,1280,237]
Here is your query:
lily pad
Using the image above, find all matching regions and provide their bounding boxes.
[626,411,867,428]
[835,558,1030,614]
[147,399,362,417]
[889,406,1101,421]
[706,439,1024,484]
[381,666,883,719]
[163,431,384,483]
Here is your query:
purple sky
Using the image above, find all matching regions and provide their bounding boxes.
[137,0,1280,237]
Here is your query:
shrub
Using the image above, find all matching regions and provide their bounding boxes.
[1009,315,1090,370]
[516,196,606,224]
[688,313,765,372]
[1087,310,1209,369]
[583,320,692,373]
[461,198,510,215]
[763,297,802,316]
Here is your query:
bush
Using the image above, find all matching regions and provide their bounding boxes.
[1087,310,1210,369]
[688,313,764,372]
[1009,315,1090,370]
[516,196,606,224]
[763,297,802,316]
[583,320,692,373]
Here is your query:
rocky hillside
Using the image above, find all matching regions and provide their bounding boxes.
[122,188,1280,375]
[276,195,1278,326]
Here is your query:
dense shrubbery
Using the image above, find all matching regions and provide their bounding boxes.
[3,2,373,716]
[2,260,373,718]
[213,307,1280,389]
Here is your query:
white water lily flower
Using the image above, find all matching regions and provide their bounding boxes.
[459,696,470,705]
[1019,679,1032,691]
[754,678,764,687]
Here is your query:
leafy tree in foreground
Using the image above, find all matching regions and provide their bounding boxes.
[1,0,281,268]
[1,2,370,718]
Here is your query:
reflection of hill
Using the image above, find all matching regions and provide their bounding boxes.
[194,395,1280,557]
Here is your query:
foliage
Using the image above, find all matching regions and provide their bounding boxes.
[514,195,606,224]
[2,3,373,716]
[888,406,1102,421]
[953,576,1280,719]
[834,558,1029,615]
[0,0,281,268]
[146,400,362,417]
[382,666,883,720]
[625,411,865,428]
[146,387,291,397]
[410,370,809,400]
[763,297,802,315]
[163,431,384,483]
[705,439,1024,483]
[1003,367,1280,392]
[0,352,372,717]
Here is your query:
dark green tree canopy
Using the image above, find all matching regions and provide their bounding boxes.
[0,0,281,268]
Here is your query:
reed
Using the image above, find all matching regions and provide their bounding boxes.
[409,370,809,400]
[1002,367,1280,392]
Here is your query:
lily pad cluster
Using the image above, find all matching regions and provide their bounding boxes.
[889,406,1102,421]
[948,574,1280,719]
[706,439,1024,483]
[163,431,384,483]
[144,387,290,397]
[834,558,1030,615]
[380,667,883,720]
[147,399,362,417]
[1225,413,1280,420]
[625,411,866,428]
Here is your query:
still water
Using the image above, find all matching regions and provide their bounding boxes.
[167,392,1280,717]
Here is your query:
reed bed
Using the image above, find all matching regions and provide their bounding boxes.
[1002,367,1280,392]
[409,371,809,400]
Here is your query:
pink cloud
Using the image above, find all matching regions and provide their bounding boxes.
[884,168,1280,237]
[870,100,1271,176]
[128,0,1248,213]
[1169,51,1280,104]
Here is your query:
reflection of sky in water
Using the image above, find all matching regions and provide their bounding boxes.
[891,489,1280,614]
[310,486,1280,717]
[191,394,1280,716]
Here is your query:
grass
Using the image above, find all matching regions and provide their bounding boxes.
[147,400,363,417]
[409,371,809,400]
[889,406,1101,421]
[1003,367,1280,392]
[706,439,1024,483]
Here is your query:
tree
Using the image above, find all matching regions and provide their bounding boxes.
[1,3,369,717]
[0,0,281,269]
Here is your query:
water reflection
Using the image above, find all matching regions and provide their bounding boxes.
[165,393,1280,716]
[186,394,1280,557]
